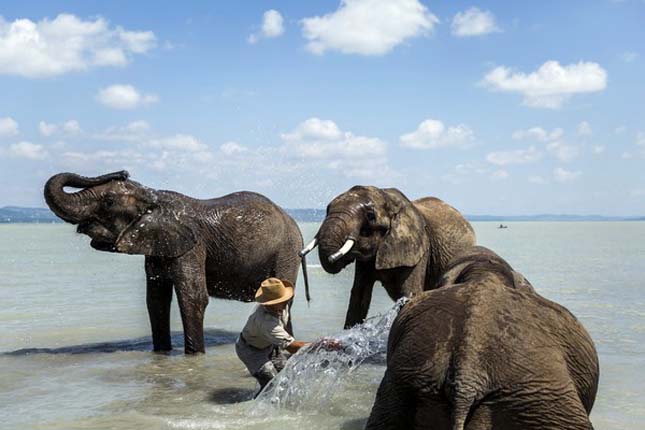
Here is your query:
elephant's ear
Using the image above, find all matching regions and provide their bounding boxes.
[115,206,197,257]
[375,189,429,270]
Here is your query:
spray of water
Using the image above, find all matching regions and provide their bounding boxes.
[254,298,408,413]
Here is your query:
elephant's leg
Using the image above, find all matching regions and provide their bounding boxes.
[170,246,209,354]
[365,370,415,430]
[145,256,173,352]
[344,262,376,329]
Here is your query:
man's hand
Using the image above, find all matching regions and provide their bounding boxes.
[314,337,343,351]
[286,340,310,354]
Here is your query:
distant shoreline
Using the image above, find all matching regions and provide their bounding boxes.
[1,206,643,224]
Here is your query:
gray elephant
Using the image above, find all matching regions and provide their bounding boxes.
[44,171,304,354]
[366,246,599,430]
[300,186,475,328]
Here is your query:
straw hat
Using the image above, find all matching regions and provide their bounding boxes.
[255,277,294,305]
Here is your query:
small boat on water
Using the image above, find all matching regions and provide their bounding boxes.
[498,224,508,229]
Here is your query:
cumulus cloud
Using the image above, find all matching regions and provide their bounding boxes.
[546,141,579,162]
[620,51,639,63]
[553,167,581,183]
[248,10,284,44]
[144,134,209,153]
[528,175,547,185]
[512,126,563,142]
[577,121,592,136]
[97,84,159,109]
[400,119,474,150]
[38,119,82,136]
[0,13,155,78]
[481,60,608,108]
[8,141,48,159]
[592,145,605,154]
[301,0,438,56]
[451,7,501,37]
[486,146,542,166]
[490,169,509,180]
[220,141,248,155]
[0,117,19,137]
[280,117,392,179]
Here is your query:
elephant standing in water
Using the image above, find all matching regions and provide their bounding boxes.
[301,186,475,328]
[366,246,599,430]
[44,171,304,354]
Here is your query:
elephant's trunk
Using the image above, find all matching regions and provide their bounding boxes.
[317,214,359,274]
[44,171,129,224]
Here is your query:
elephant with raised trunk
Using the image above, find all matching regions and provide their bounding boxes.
[44,171,305,354]
[366,246,599,430]
[300,186,476,329]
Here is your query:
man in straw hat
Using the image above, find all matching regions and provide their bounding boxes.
[235,277,311,392]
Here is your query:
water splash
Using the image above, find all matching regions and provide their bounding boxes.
[254,298,408,413]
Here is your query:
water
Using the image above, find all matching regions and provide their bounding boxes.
[255,298,407,412]
[1,222,644,429]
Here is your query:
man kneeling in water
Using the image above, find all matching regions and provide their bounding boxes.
[236,277,310,393]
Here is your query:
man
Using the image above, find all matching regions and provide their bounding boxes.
[235,277,310,391]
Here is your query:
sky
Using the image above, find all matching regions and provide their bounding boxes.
[0,0,644,215]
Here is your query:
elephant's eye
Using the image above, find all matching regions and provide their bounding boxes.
[366,211,376,223]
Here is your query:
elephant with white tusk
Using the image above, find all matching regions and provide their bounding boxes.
[300,185,476,329]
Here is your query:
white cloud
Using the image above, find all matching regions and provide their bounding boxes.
[38,121,57,137]
[577,121,592,136]
[486,146,542,166]
[512,126,563,142]
[38,119,82,136]
[0,14,155,78]
[0,117,19,137]
[490,169,509,180]
[97,84,159,110]
[282,118,385,159]
[280,117,391,179]
[620,51,639,63]
[528,175,547,184]
[451,7,501,37]
[400,119,474,150]
[636,132,645,148]
[301,0,439,56]
[145,134,208,153]
[553,167,581,183]
[592,145,605,154]
[262,10,284,38]
[8,141,47,159]
[614,125,627,135]
[62,120,81,135]
[220,141,248,155]
[248,10,285,44]
[546,141,579,162]
[481,60,608,108]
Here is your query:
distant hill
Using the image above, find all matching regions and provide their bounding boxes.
[1,206,643,224]
[0,206,61,223]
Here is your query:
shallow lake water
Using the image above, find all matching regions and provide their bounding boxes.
[1,222,644,429]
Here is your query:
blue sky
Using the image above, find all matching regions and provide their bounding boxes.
[0,0,643,215]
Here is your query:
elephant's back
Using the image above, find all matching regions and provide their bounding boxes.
[413,197,475,243]
[200,191,302,300]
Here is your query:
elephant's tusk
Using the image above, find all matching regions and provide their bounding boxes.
[299,237,318,257]
[328,239,355,263]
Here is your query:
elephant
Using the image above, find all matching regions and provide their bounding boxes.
[300,186,476,328]
[44,171,305,354]
[366,246,599,430]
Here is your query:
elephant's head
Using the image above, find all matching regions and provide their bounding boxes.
[313,186,429,274]
[44,171,196,257]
